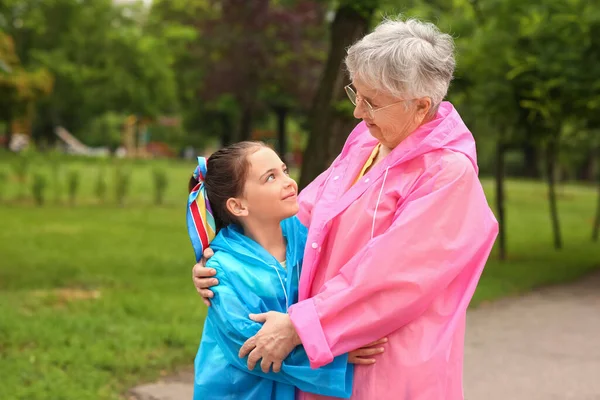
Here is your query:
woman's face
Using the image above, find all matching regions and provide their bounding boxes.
[233,147,299,223]
[352,77,432,149]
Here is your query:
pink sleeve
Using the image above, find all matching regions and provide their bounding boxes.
[297,165,334,227]
[289,155,499,368]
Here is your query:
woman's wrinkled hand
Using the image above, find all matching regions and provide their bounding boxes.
[192,248,218,306]
[239,312,301,373]
[348,337,387,365]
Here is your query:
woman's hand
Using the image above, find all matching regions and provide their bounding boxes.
[348,338,387,365]
[239,312,301,373]
[192,248,218,306]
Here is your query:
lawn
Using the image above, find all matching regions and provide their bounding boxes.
[474,179,600,304]
[0,155,599,399]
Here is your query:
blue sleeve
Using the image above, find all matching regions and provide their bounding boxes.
[207,260,353,398]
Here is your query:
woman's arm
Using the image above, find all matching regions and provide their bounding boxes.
[206,262,354,398]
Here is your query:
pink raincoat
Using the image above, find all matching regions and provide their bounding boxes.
[289,102,498,400]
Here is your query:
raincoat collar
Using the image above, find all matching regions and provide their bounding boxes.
[346,102,476,173]
[321,101,477,226]
[210,218,305,271]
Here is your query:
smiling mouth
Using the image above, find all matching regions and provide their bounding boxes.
[282,193,297,200]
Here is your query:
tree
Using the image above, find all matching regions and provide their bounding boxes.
[299,0,379,189]
[1,0,183,145]
[0,31,53,148]
[260,0,328,160]
[441,0,600,253]
[506,0,600,249]
[148,0,329,152]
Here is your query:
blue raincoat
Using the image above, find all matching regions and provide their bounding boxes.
[192,217,354,399]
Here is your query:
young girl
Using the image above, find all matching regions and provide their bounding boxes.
[186,142,381,399]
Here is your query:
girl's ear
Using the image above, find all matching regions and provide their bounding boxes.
[226,197,248,218]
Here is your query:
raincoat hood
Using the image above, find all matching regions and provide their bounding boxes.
[410,101,478,171]
[209,218,306,274]
[346,101,478,174]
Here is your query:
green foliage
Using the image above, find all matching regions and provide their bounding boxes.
[0,169,7,201]
[152,167,169,206]
[84,112,127,151]
[340,0,381,19]
[2,0,186,142]
[94,169,107,204]
[47,151,63,204]
[375,0,599,180]
[0,152,194,206]
[11,153,31,199]
[114,165,131,207]
[145,123,187,151]
[3,0,599,170]
[31,172,47,206]
[67,169,80,206]
[0,31,54,123]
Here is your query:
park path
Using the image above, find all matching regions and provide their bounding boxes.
[130,271,600,400]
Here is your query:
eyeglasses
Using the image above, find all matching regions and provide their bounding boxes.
[344,84,410,120]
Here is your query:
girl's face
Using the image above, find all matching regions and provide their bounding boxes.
[229,147,299,223]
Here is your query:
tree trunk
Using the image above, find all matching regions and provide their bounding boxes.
[274,106,288,162]
[592,146,600,241]
[299,4,375,189]
[545,138,562,249]
[593,179,600,242]
[495,139,507,260]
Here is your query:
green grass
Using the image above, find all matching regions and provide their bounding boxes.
[0,155,202,400]
[0,205,202,400]
[0,153,599,399]
[473,179,600,305]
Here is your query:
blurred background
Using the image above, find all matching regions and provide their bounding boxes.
[1,0,599,399]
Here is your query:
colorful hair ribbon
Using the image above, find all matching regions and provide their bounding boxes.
[187,157,216,261]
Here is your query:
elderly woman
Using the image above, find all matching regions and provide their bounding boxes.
[193,17,497,399]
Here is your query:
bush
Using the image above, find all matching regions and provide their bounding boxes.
[114,165,131,207]
[67,170,80,206]
[84,112,128,151]
[95,169,107,204]
[11,154,31,199]
[0,170,7,201]
[152,167,168,206]
[32,173,48,206]
[49,158,62,204]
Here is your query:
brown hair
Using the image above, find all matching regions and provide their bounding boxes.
[188,141,266,232]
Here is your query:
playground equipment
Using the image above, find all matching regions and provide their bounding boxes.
[54,126,109,156]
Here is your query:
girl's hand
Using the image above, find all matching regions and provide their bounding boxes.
[193,248,218,306]
[348,337,388,365]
